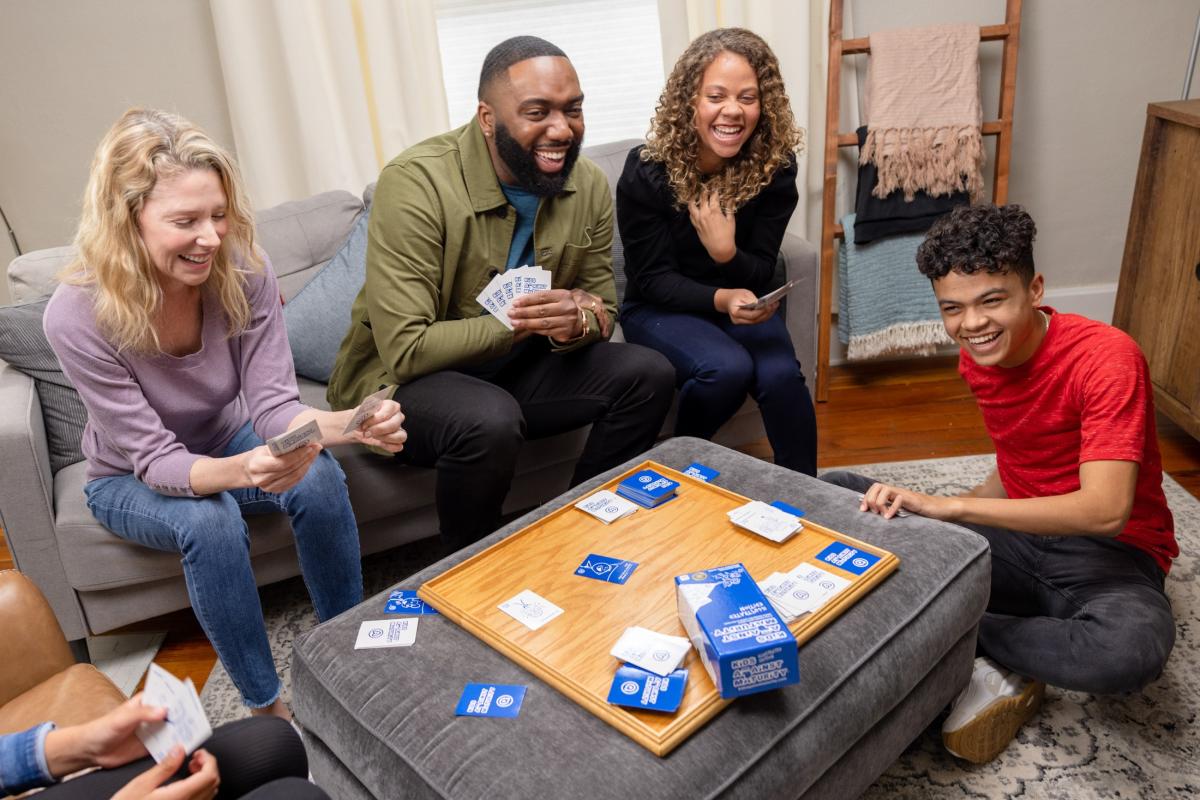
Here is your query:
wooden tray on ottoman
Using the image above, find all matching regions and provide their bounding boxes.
[419,460,899,756]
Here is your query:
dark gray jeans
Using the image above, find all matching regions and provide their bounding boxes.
[822,470,1176,694]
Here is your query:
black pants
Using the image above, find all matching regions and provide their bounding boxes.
[822,470,1176,694]
[392,340,675,550]
[41,716,325,799]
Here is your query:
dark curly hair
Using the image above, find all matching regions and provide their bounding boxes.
[916,204,1037,284]
[642,28,804,209]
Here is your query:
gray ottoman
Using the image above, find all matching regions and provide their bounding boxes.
[292,438,989,799]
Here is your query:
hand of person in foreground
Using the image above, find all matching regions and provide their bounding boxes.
[111,746,220,800]
[858,481,957,520]
[508,289,584,342]
[714,288,778,325]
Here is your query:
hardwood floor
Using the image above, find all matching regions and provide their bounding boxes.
[4,356,1199,696]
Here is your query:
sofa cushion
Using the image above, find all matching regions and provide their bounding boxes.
[255,190,363,302]
[283,208,369,382]
[0,299,86,473]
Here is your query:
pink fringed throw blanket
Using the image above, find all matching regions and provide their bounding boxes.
[861,23,984,201]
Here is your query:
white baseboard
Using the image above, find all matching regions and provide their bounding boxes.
[828,282,1119,367]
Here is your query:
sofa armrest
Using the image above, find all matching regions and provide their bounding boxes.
[0,361,87,640]
[780,231,820,381]
[0,570,75,706]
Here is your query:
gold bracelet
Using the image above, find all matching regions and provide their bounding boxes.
[557,308,590,344]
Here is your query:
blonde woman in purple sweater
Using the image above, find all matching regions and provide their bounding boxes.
[44,108,407,721]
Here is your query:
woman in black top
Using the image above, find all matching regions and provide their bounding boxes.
[616,28,817,474]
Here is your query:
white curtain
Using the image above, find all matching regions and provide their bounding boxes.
[209,0,450,208]
[654,0,863,240]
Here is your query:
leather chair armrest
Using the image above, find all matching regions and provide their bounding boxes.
[0,570,75,708]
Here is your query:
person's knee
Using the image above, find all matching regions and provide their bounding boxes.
[618,343,677,397]
[176,494,247,553]
[291,450,350,500]
[1088,614,1175,694]
[457,394,524,461]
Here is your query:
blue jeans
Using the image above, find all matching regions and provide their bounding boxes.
[85,422,362,708]
[620,302,817,475]
[821,470,1175,694]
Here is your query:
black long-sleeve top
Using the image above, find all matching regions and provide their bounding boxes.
[615,145,799,314]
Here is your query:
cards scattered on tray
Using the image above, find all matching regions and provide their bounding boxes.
[498,589,563,630]
[342,387,393,436]
[682,462,719,482]
[607,664,688,713]
[266,418,321,456]
[728,500,803,542]
[476,265,552,329]
[615,469,679,508]
[385,589,439,615]
[354,618,418,649]
[574,490,638,523]
[456,683,526,718]
[610,626,692,677]
[574,554,638,584]
[758,562,852,621]
[137,663,212,763]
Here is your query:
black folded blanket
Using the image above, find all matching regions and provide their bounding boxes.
[853,126,969,245]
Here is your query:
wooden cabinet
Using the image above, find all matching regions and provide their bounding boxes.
[1114,99,1200,440]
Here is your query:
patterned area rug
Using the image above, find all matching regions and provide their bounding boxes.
[199,455,1200,798]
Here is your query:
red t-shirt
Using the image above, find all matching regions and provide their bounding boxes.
[959,307,1177,573]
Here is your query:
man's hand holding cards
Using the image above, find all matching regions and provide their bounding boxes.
[475,265,551,331]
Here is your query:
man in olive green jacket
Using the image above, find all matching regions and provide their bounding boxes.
[328,36,674,550]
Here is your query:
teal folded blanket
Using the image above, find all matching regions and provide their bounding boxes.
[837,212,951,360]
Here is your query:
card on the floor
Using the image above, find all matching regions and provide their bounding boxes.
[610,626,692,677]
[342,387,393,436]
[384,590,439,615]
[814,541,883,575]
[137,663,212,762]
[354,618,418,649]
[574,490,638,523]
[574,554,638,584]
[265,418,321,456]
[498,589,563,630]
[682,462,719,482]
[455,682,526,717]
[607,664,688,712]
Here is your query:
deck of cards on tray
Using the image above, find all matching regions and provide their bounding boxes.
[728,500,804,542]
[615,469,679,508]
[475,265,552,329]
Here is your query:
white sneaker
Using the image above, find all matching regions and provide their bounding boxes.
[941,656,1044,763]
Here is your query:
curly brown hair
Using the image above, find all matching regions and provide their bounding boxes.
[642,28,804,209]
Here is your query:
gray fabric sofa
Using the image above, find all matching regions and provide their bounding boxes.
[0,139,818,645]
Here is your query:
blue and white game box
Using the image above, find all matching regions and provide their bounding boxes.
[675,563,799,699]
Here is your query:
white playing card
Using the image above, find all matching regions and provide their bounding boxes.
[727,501,803,542]
[610,626,692,677]
[498,589,563,631]
[137,663,213,763]
[756,572,813,619]
[574,490,638,524]
[342,387,393,436]
[265,418,321,456]
[354,618,418,649]
[476,272,514,330]
[787,562,852,608]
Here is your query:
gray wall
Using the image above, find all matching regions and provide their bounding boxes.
[0,0,234,305]
[846,0,1199,313]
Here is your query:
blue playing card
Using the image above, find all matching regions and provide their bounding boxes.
[770,500,806,518]
[682,462,719,482]
[574,554,638,584]
[606,665,688,712]
[384,590,440,615]
[455,683,526,718]
[815,541,881,575]
[616,469,679,506]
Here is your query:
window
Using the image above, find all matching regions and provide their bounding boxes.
[435,0,666,146]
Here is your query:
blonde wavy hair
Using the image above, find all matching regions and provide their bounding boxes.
[642,28,805,209]
[63,108,260,354]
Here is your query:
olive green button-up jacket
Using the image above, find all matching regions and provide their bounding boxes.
[327,120,616,410]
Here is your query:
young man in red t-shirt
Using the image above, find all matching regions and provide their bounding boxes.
[823,204,1177,763]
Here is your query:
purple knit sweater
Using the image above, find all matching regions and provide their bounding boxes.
[44,260,308,497]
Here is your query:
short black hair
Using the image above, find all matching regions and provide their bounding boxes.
[916,204,1037,284]
[477,36,568,101]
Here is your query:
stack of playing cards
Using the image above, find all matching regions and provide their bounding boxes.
[727,500,803,543]
[265,418,321,456]
[615,469,679,508]
[757,562,852,621]
[607,664,688,713]
[136,664,213,763]
[574,490,638,523]
[610,626,692,677]
[475,265,552,329]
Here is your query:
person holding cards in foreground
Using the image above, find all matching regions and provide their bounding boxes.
[0,696,326,798]
[823,205,1177,763]
[44,109,407,719]
[615,28,817,475]
[328,36,674,551]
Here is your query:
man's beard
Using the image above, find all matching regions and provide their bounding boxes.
[494,122,581,196]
